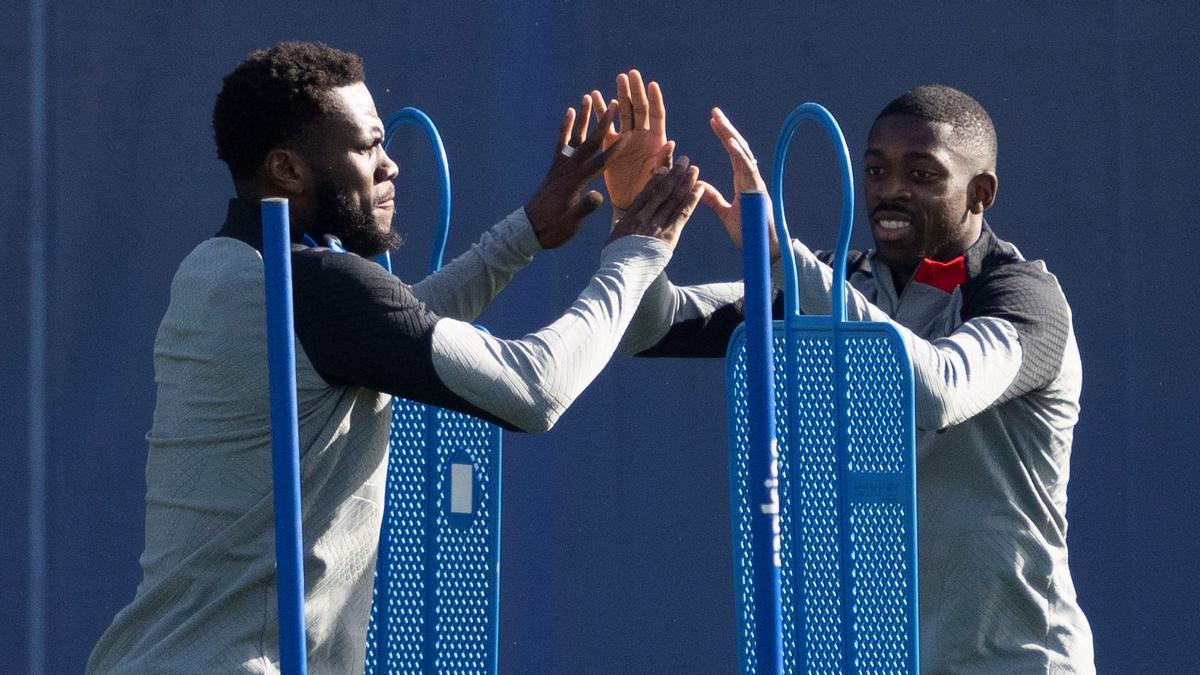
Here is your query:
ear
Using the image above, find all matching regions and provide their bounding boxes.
[967,171,998,214]
[263,148,311,196]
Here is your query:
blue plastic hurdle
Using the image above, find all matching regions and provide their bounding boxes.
[727,103,919,674]
[363,108,505,675]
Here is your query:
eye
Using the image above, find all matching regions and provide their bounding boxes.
[864,166,883,178]
[910,169,938,181]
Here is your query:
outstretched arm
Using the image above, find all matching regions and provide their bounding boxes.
[434,159,704,432]
[295,146,705,434]
[411,100,624,320]
[623,111,1067,435]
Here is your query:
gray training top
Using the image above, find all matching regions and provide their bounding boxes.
[619,222,1095,674]
[87,200,671,674]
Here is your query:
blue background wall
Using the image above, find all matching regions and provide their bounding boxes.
[4,1,1199,672]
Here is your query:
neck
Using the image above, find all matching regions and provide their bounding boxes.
[234,182,315,235]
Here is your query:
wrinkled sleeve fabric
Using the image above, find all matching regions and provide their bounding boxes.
[617,272,748,357]
[774,238,1069,430]
[409,207,541,321]
[431,235,672,432]
[291,234,672,433]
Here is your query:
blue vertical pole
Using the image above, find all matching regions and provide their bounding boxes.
[261,198,309,675]
[741,191,784,674]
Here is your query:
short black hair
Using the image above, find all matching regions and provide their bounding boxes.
[874,84,997,170]
[213,41,364,180]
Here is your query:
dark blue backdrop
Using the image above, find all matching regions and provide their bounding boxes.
[4,2,1199,672]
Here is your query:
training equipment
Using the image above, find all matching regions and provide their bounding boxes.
[363,107,505,675]
[262,197,309,675]
[727,103,919,674]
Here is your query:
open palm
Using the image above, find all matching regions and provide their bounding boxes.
[701,107,779,260]
[590,70,673,211]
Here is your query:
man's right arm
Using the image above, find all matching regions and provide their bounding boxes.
[292,158,703,433]
[408,208,541,322]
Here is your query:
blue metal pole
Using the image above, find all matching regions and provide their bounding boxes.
[741,191,784,675]
[261,198,308,674]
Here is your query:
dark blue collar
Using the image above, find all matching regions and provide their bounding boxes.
[215,198,347,253]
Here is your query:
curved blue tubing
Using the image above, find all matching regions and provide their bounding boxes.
[769,102,856,323]
[745,102,855,675]
[762,103,918,673]
[383,107,452,274]
[261,198,308,675]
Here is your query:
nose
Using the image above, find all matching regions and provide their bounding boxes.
[378,146,399,183]
[869,173,909,207]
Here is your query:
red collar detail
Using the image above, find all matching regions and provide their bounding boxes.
[911,256,967,293]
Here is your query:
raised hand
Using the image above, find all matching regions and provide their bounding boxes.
[524,98,624,249]
[606,156,703,251]
[589,70,674,211]
[700,107,780,260]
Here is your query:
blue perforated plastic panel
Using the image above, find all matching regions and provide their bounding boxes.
[364,398,502,674]
[727,320,917,674]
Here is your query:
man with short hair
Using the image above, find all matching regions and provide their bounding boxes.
[87,44,702,673]
[604,77,1095,672]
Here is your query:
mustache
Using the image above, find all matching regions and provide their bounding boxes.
[870,202,916,220]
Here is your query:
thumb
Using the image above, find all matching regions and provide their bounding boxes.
[567,190,604,222]
[698,181,731,214]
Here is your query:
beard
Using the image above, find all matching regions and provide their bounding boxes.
[313,178,403,257]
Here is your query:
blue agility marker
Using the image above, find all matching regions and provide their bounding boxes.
[729,103,918,674]
[261,197,308,675]
[740,191,784,675]
[363,108,504,675]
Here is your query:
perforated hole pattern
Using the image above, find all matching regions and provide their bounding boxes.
[845,337,907,474]
[364,399,499,674]
[850,502,910,672]
[431,409,496,672]
[730,330,914,674]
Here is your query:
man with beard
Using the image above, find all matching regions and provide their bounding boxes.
[87,44,703,673]
[598,74,1094,672]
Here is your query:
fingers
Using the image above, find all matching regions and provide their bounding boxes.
[581,134,628,179]
[590,92,620,146]
[590,102,618,148]
[628,156,695,221]
[647,80,666,136]
[568,103,619,171]
[664,182,705,235]
[623,163,670,217]
[571,96,593,147]
[629,69,650,131]
[556,107,576,154]
[711,108,757,163]
[650,159,701,226]
[616,73,633,133]
[710,107,767,192]
[657,140,675,169]
[590,90,607,117]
